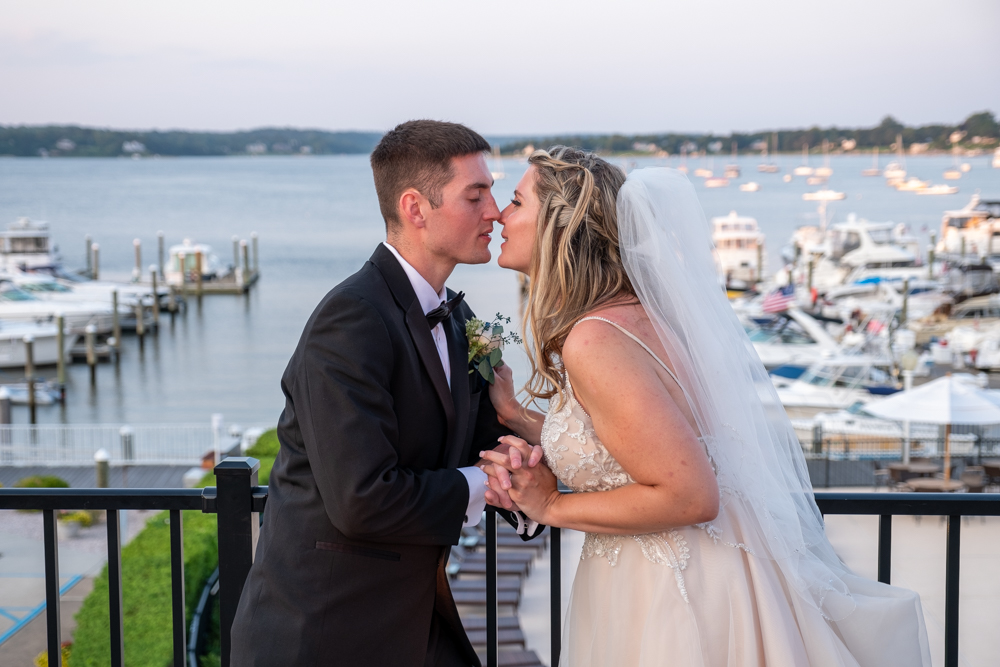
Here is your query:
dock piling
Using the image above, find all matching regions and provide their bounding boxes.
[195,251,204,298]
[55,314,66,401]
[135,302,145,340]
[178,251,187,296]
[85,325,97,385]
[91,243,100,281]
[157,231,165,279]
[150,265,160,327]
[167,285,177,314]
[132,239,142,282]
[111,290,122,354]
[95,449,110,488]
[0,387,10,425]
[251,232,259,274]
[24,335,36,425]
[85,235,93,278]
[232,236,240,272]
[241,240,250,284]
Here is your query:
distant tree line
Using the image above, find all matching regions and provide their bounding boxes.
[0,126,383,157]
[497,111,999,155]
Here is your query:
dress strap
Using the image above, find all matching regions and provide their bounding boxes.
[575,316,683,390]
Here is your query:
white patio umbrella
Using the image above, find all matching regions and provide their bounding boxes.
[864,374,1000,480]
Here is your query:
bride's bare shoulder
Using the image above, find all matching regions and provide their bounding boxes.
[562,306,653,381]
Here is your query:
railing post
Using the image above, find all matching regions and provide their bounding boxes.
[43,509,61,666]
[170,509,187,667]
[214,457,260,667]
[877,515,892,584]
[945,515,961,667]
[486,509,498,667]
[550,526,562,667]
[107,509,125,667]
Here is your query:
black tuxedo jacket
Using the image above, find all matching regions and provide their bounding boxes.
[231,245,535,667]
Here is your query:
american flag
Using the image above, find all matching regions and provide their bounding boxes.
[762,284,796,313]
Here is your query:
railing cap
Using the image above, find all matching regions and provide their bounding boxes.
[213,457,260,476]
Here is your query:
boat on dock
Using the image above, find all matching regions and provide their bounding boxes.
[773,355,900,420]
[0,218,60,272]
[0,282,114,334]
[935,195,1000,257]
[164,239,260,294]
[712,211,765,286]
[744,308,843,370]
[0,320,76,368]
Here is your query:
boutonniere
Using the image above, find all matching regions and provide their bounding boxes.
[466,313,522,385]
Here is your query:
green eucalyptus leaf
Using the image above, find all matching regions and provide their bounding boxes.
[478,358,491,381]
[487,368,496,385]
[493,325,504,336]
[489,348,502,366]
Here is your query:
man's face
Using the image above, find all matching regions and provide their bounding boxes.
[422,153,500,266]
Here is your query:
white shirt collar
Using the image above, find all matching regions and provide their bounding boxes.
[382,242,447,316]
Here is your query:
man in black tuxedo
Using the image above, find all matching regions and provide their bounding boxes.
[231,120,542,666]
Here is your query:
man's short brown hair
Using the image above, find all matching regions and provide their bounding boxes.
[370,120,491,230]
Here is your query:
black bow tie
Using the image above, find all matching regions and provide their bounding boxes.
[426,291,465,329]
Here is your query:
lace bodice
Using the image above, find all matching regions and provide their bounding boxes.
[540,316,711,602]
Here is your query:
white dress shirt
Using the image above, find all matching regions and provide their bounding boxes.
[382,243,488,528]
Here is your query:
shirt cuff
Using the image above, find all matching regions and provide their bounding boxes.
[514,512,540,537]
[458,466,489,528]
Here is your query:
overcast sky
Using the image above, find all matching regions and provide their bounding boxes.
[2,0,998,135]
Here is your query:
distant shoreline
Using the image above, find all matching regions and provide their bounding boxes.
[1,111,996,158]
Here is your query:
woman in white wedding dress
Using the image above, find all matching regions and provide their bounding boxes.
[479,147,931,667]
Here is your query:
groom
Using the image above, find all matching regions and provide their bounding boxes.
[231,120,542,666]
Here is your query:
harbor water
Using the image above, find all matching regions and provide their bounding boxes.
[0,153,997,426]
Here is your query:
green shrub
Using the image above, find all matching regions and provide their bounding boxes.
[69,510,218,667]
[59,511,94,528]
[246,429,279,458]
[15,475,70,488]
[69,428,278,667]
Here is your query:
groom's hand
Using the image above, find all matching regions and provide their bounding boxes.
[478,439,544,510]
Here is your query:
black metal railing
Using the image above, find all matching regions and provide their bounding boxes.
[0,457,265,667]
[483,492,1000,667]
[3,468,997,667]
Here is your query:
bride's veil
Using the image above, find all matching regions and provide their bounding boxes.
[616,167,856,621]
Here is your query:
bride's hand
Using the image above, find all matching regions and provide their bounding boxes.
[480,436,560,523]
[488,363,520,427]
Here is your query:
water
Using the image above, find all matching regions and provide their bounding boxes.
[0,153,996,426]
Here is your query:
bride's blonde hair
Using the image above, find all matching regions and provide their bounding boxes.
[523,146,631,405]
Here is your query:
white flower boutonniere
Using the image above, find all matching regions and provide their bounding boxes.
[466,313,522,385]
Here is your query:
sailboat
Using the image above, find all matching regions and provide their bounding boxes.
[862,147,881,176]
[677,147,689,174]
[814,139,832,177]
[883,134,907,183]
[490,145,505,181]
[724,142,741,178]
[758,133,780,173]
[793,144,814,176]
[944,151,962,180]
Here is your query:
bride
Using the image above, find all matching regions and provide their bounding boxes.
[478,147,931,666]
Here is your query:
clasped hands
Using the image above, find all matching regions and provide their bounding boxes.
[479,435,561,524]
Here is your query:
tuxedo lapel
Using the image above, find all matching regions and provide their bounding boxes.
[446,311,471,469]
[370,246,456,443]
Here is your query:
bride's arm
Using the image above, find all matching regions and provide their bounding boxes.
[482,324,719,534]
[489,363,545,446]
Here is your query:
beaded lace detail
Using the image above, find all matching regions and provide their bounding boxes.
[541,317,730,604]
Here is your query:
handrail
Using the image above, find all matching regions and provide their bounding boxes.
[484,492,1000,667]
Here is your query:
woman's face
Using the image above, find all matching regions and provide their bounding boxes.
[498,165,541,274]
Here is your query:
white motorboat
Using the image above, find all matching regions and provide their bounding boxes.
[895,177,930,192]
[739,182,760,192]
[915,184,959,196]
[704,178,730,188]
[0,218,60,272]
[693,168,713,178]
[773,355,900,420]
[936,195,1000,257]
[0,320,76,368]
[745,307,842,369]
[790,215,924,292]
[993,147,1000,169]
[712,211,765,284]
[164,240,226,287]
[0,283,114,334]
[802,189,845,201]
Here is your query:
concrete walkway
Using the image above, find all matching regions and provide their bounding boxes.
[519,494,999,667]
[0,509,156,662]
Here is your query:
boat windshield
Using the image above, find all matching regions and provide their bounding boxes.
[747,320,814,345]
[0,286,38,301]
[19,282,71,293]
